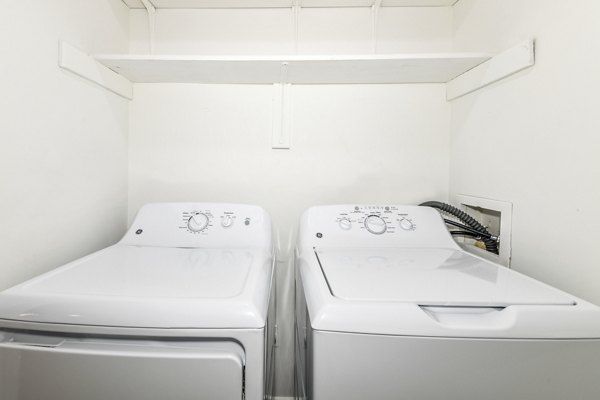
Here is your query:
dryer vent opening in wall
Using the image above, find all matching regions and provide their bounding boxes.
[455,195,513,268]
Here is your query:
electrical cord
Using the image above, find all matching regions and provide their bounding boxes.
[450,230,485,239]
[420,201,499,254]
[444,219,495,239]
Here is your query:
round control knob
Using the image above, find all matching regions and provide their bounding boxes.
[339,218,352,230]
[364,215,387,235]
[221,215,234,228]
[399,218,415,231]
[187,212,209,232]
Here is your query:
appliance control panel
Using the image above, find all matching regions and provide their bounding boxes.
[181,209,243,234]
[335,205,417,235]
[298,204,457,249]
[120,203,272,249]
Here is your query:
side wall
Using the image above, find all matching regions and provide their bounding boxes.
[0,1,130,289]
[127,7,452,396]
[451,0,600,304]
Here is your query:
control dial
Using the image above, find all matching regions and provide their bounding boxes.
[339,218,352,230]
[364,215,387,235]
[399,218,415,231]
[221,215,234,228]
[187,212,209,232]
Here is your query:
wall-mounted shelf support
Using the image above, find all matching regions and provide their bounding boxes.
[446,39,535,101]
[272,62,292,149]
[58,41,133,100]
[372,0,382,53]
[293,0,301,54]
[140,0,156,54]
[272,82,293,149]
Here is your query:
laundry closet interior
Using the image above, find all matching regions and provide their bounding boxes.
[2,1,599,399]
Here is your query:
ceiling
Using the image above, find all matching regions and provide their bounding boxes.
[122,0,458,9]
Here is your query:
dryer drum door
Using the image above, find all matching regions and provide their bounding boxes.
[0,331,245,400]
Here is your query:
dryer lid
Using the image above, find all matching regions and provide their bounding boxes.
[0,245,273,329]
[315,247,576,307]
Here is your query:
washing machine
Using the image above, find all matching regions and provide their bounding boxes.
[294,204,600,400]
[0,203,276,400]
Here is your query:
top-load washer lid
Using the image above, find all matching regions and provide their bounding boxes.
[315,247,576,307]
[0,245,273,330]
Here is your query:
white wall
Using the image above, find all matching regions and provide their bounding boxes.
[450,0,600,304]
[127,7,452,396]
[129,7,452,54]
[128,84,451,227]
[0,0,129,289]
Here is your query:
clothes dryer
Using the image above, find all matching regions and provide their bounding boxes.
[0,203,276,400]
[295,205,600,400]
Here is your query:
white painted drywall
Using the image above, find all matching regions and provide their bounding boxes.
[127,7,452,396]
[0,1,129,289]
[450,0,600,304]
[130,8,295,54]
[128,84,451,213]
[129,6,452,54]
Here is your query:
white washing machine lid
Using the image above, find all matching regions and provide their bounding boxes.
[315,247,576,307]
[0,245,273,330]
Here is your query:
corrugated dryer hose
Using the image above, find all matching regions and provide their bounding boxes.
[419,201,499,254]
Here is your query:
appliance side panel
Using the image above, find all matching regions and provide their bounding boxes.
[311,330,600,400]
[294,261,309,400]
[264,260,277,399]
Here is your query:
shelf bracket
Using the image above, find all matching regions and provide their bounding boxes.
[293,0,301,55]
[446,39,535,101]
[271,83,292,149]
[272,62,292,149]
[372,0,382,54]
[58,41,133,100]
[141,0,156,54]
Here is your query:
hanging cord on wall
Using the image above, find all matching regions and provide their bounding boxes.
[419,201,499,254]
